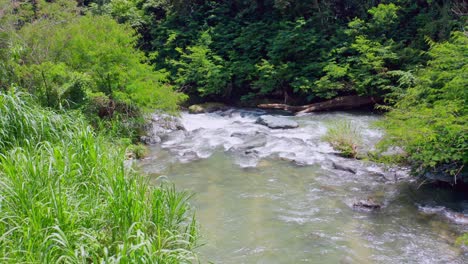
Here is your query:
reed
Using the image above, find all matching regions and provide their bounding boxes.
[0,92,197,263]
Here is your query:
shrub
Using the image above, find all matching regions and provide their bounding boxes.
[3,4,186,139]
[379,32,467,183]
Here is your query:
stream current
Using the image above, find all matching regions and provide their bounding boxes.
[138,109,468,263]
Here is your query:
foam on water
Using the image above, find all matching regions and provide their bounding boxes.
[162,109,385,170]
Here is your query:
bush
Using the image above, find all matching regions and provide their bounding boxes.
[2,2,186,139]
[323,120,362,158]
[14,14,185,113]
[0,92,198,262]
[380,32,467,183]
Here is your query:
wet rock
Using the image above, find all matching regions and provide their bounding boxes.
[188,102,228,114]
[419,205,468,225]
[233,151,260,168]
[140,135,161,145]
[230,132,250,138]
[230,136,267,151]
[385,167,411,182]
[380,146,406,156]
[218,108,237,117]
[255,115,299,129]
[332,161,357,174]
[352,198,382,211]
[444,211,468,225]
[141,112,185,145]
[161,130,186,143]
[422,163,468,185]
[173,150,199,163]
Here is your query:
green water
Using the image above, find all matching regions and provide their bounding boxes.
[140,150,466,263]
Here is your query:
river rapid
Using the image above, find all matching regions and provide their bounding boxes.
[138,109,468,263]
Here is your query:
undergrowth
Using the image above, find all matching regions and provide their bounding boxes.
[0,92,197,263]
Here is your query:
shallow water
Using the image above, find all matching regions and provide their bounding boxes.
[139,109,468,263]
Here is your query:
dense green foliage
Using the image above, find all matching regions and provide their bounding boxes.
[0,0,185,139]
[0,0,466,257]
[0,92,197,262]
[380,32,467,183]
[0,3,200,261]
[89,0,464,104]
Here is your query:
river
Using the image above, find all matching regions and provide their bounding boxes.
[138,109,468,263]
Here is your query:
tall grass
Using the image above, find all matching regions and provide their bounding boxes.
[0,92,197,263]
[323,120,362,158]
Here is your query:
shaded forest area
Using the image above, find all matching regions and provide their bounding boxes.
[88,0,465,104]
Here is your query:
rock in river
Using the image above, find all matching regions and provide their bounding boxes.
[352,198,382,211]
[332,161,357,174]
[230,135,267,151]
[255,115,299,129]
[141,112,185,145]
[188,102,228,114]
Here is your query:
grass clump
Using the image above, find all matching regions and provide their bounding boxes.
[323,120,362,158]
[456,233,468,247]
[365,150,407,165]
[127,144,149,159]
[0,92,198,263]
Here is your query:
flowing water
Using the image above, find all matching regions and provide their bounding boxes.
[138,109,468,263]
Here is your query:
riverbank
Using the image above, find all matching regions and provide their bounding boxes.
[0,93,198,262]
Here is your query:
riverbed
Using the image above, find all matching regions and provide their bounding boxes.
[138,109,468,263]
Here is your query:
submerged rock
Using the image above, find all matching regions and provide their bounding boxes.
[444,211,468,225]
[419,205,468,225]
[332,161,357,174]
[141,112,185,145]
[352,198,382,211]
[255,115,299,129]
[188,102,228,114]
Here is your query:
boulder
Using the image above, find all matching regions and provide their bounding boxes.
[141,112,185,145]
[255,115,299,129]
[422,163,468,184]
[188,102,228,114]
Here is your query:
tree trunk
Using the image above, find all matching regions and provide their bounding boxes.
[258,95,379,115]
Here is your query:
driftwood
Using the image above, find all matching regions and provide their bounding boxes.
[258,96,379,115]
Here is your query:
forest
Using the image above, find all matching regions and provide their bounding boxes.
[0,0,467,262]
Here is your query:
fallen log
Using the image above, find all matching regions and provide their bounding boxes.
[258,96,379,115]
